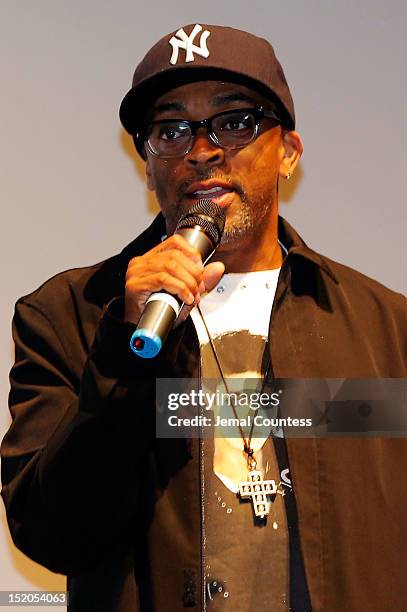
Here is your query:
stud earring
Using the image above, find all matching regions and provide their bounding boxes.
[285,172,291,180]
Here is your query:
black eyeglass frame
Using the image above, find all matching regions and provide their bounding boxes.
[140,106,282,158]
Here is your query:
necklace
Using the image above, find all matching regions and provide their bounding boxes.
[196,304,284,519]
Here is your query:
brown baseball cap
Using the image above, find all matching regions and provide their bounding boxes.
[119,23,295,156]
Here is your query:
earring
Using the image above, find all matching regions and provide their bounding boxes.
[285,172,291,180]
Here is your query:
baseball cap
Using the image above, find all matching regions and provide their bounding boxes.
[119,23,295,157]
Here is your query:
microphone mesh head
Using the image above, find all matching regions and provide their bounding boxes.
[175,199,226,246]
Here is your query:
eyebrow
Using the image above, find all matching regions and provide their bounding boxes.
[152,91,258,118]
[211,92,257,106]
[153,101,186,115]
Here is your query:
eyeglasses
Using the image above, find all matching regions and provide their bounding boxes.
[142,107,282,158]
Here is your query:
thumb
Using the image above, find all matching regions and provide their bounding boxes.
[174,261,225,328]
[202,261,225,292]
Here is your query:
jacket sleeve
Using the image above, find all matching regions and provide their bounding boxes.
[1,296,160,576]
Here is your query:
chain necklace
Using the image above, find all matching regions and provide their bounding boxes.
[196,304,284,519]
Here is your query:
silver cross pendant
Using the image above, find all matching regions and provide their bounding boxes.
[238,470,278,518]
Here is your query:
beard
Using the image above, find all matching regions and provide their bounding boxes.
[220,189,273,245]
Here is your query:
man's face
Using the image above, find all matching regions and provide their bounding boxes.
[145,80,294,246]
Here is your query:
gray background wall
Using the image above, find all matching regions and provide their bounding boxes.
[1,0,406,607]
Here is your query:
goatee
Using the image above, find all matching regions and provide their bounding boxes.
[221,193,271,244]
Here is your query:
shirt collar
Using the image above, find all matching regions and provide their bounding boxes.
[121,213,339,284]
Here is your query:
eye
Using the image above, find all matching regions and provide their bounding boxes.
[157,123,190,141]
[223,119,247,131]
[219,113,254,132]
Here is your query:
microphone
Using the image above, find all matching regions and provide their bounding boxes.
[130,199,226,358]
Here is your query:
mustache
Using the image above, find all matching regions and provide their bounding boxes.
[176,173,245,201]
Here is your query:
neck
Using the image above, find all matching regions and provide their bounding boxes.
[216,208,282,273]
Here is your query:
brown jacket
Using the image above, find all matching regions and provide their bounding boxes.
[1,215,406,611]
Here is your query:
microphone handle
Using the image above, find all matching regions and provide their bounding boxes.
[176,226,216,263]
[130,226,216,358]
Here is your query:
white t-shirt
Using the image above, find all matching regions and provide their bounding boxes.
[191,269,280,338]
[191,269,281,492]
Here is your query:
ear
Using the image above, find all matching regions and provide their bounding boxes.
[279,130,303,179]
[145,157,155,191]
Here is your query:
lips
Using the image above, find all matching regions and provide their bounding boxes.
[184,180,236,207]
[192,185,232,197]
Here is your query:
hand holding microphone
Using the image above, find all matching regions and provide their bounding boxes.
[125,200,226,358]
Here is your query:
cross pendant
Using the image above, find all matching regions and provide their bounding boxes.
[238,470,278,518]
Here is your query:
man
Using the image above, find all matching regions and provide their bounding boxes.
[1,23,406,612]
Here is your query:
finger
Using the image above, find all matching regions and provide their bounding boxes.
[163,250,204,280]
[161,262,201,297]
[128,250,203,283]
[159,252,204,296]
[149,234,202,264]
[128,272,195,305]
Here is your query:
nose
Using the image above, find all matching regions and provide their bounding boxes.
[184,130,225,168]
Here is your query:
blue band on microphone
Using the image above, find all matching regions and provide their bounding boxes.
[130,328,162,359]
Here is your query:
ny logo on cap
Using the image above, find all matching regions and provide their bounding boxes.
[169,24,210,65]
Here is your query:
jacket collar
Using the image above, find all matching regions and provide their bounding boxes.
[278,216,339,283]
[120,213,339,284]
